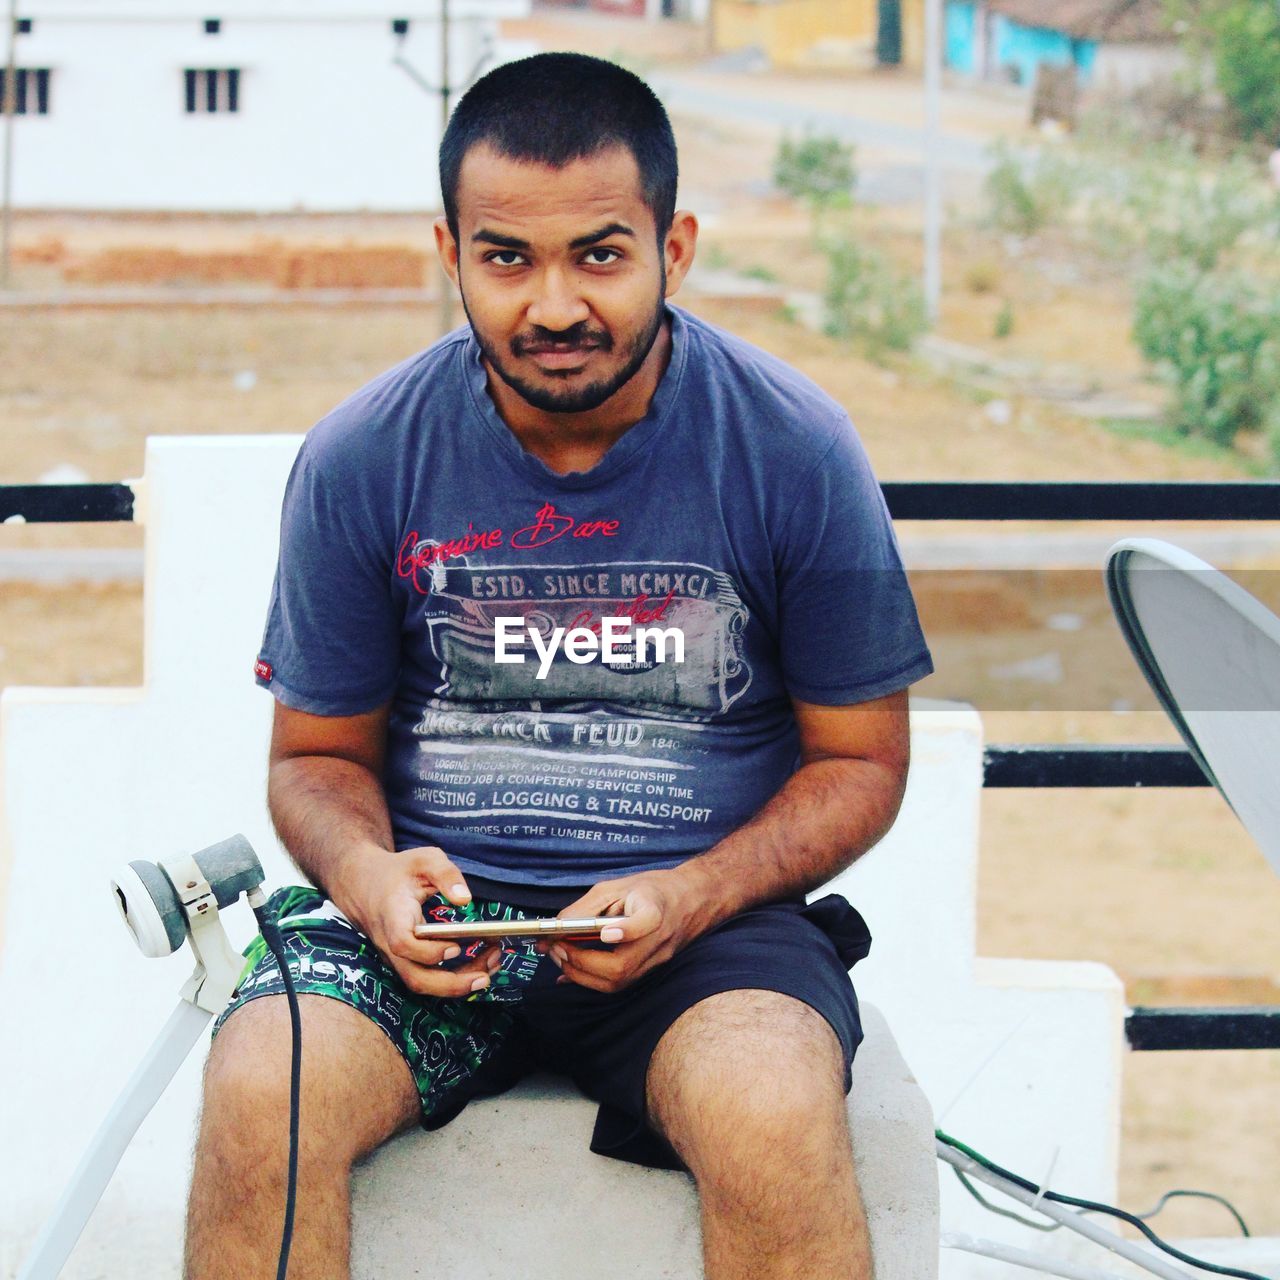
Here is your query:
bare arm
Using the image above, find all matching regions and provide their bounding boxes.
[266,701,395,901]
[266,701,498,997]
[548,690,911,991]
[673,690,909,935]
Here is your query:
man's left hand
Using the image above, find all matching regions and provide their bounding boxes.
[539,868,709,993]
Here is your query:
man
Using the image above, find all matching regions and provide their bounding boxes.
[184,52,932,1280]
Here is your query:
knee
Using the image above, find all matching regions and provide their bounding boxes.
[198,997,359,1173]
[667,1065,846,1175]
[647,995,850,1185]
[200,1002,303,1159]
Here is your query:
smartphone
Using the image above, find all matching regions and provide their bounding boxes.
[414,916,627,941]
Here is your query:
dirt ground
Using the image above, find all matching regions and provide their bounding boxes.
[2,22,1278,1242]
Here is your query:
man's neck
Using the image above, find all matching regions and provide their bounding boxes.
[483,317,672,476]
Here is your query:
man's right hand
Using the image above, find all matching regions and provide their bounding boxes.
[267,701,499,999]
[334,843,500,998]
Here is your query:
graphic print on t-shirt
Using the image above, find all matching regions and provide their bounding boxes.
[418,556,751,714]
[397,532,759,853]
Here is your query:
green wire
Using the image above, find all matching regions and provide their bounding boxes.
[936,1129,1267,1280]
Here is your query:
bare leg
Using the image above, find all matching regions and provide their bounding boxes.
[646,989,873,1280]
[184,994,420,1280]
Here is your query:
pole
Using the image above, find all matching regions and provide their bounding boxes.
[2,0,18,290]
[438,0,454,335]
[17,1002,212,1280]
[923,0,942,324]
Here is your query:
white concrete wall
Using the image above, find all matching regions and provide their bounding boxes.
[827,710,1126,1278]
[0,435,1124,1278]
[4,2,528,211]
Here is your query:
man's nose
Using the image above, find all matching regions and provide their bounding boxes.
[526,267,590,332]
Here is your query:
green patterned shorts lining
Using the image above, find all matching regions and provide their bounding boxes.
[211,885,549,1123]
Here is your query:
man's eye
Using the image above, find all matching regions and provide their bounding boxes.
[488,250,526,266]
[583,248,620,265]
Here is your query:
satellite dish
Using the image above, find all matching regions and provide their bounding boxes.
[1106,537,1280,880]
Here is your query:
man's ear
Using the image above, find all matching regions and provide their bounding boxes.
[662,210,699,300]
[434,216,460,287]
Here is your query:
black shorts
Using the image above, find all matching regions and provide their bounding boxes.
[213,885,871,1171]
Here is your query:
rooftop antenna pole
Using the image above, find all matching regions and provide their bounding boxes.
[923,0,942,323]
[439,0,453,334]
[2,0,18,291]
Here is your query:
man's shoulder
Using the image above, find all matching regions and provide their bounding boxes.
[676,307,851,456]
[301,328,471,470]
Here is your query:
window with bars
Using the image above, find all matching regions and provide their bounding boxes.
[183,67,241,114]
[0,67,52,115]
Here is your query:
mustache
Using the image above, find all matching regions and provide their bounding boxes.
[512,327,612,355]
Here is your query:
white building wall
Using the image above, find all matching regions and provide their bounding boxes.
[1091,42,1188,94]
[4,2,530,210]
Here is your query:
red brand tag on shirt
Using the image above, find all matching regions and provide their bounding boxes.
[254,659,273,681]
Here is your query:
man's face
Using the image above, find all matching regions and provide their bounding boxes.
[438,143,679,415]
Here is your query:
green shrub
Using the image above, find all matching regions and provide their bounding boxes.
[994,300,1015,339]
[821,239,927,358]
[981,141,1073,235]
[1133,263,1280,446]
[1113,149,1278,270]
[1201,0,1280,143]
[773,134,858,213]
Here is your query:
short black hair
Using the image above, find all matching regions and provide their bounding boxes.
[440,52,678,242]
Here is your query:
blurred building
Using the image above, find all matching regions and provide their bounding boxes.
[1,0,533,211]
[944,0,1183,91]
[542,0,709,17]
[710,0,928,72]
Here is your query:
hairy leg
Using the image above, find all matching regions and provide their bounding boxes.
[646,989,872,1280]
[184,994,420,1280]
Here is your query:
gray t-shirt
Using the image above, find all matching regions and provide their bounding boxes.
[256,304,933,889]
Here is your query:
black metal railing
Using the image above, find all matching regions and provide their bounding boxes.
[1,482,136,523]
[9,478,1280,526]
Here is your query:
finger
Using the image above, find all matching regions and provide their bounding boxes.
[387,897,495,969]
[552,940,625,987]
[393,957,494,999]
[556,881,627,923]
[554,937,657,993]
[405,934,505,978]
[550,955,611,993]
[391,937,502,995]
[405,845,472,905]
[598,890,662,944]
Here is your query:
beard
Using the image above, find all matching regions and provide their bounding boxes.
[458,275,667,415]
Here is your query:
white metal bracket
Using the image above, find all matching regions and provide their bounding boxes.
[161,852,245,1014]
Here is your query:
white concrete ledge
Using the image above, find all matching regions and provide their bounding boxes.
[350,1003,940,1280]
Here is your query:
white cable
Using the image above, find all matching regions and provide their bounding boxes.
[18,1000,211,1280]
[943,1231,1140,1280]
[937,1140,1199,1280]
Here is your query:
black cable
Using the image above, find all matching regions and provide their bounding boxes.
[953,1167,1252,1243]
[1131,1189,1251,1239]
[252,904,300,1280]
[937,1130,1269,1280]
